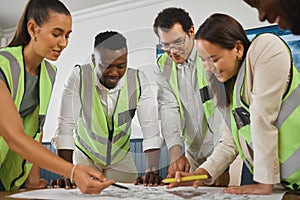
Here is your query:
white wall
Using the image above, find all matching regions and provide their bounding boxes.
[42,0,269,141]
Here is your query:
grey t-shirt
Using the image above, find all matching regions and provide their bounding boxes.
[0,69,39,117]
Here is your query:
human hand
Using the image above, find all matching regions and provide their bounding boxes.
[167,168,211,189]
[211,169,230,187]
[167,155,190,178]
[134,170,163,186]
[25,178,48,189]
[72,164,115,194]
[49,176,75,189]
[166,171,195,189]
[223,183,273,195]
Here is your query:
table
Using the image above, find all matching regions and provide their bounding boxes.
[0,188,299,200]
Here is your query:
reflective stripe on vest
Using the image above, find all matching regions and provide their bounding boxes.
[0,46,56,190]
[157,53,215,133]
[74,64,140,166]
[231,53,300,189]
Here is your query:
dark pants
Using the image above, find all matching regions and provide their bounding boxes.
[240,163,257,185]
[0,180,4,191]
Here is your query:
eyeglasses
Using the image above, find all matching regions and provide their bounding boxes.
[159,34,186,52]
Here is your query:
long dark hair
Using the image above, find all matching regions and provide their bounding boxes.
[8,0,71,47]
[195,13,251,108]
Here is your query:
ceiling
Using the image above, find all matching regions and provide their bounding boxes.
[0,0,121,31]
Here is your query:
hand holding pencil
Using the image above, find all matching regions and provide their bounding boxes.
[165,168,211,189]
[162,174,208,183]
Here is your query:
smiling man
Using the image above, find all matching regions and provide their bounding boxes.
[243,0,300,35]
[51,31,165,187]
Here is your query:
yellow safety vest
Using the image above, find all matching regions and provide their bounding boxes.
[74,64,141,166]
[157,53,215,136]
[231,41,300,190]
[0,46,56,190]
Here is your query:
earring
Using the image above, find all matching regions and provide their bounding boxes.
[31,36,36,41]
[237,56,242,61]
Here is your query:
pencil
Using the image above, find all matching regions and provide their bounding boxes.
[91,176,129,190]
[112,183,129,190]
[162,174,208,183]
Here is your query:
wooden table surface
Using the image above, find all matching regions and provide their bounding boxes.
[0,188,300,200]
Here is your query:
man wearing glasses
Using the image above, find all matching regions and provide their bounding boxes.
[153,7,229,186]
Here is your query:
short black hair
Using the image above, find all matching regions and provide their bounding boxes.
[280,0,300,34]
[153,7,193,36]
[94,31,127,51]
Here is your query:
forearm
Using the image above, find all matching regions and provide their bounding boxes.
[200,141,237,181]
[137,71,163,151]
[200,120,238,181]
[52,68,80,150]
[145,148,160,171]
[169,145,184,162]
[157,79,183,149]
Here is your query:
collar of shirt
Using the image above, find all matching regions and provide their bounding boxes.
[94,66,124,92]
[177,43,197,69]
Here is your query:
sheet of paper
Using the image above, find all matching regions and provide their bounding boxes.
[9,183,286,200]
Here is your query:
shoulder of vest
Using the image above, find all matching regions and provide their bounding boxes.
[157,53,169,66]
[127,67,137,73]
[0,45,22,53]
[76,63,92,68]
[74,64,82,69]
[43,59,56,70]
[0,46,23,64]
[126,67,140,81]
[0,46,23,85]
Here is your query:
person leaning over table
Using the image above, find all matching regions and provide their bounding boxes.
[243,0,300,35]
[0,0,114,194]
[169,13,300,195]
[51,31,168,188]
[152,7,229,186]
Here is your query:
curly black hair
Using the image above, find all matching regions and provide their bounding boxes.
[94,31,127,51]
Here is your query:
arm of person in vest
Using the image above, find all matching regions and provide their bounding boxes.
[224,34,292,195]
[25,132,48,189]
[154,62,190,178]
[50,66,83,189]
[167,116,238,189]
[0,78,114,193]
[132,70,164,186]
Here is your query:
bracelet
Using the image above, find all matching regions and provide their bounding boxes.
[70,164,79,183]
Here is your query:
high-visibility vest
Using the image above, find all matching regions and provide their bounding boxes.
[231,50,300,190]
[74,64,141,166]
[157,53,215,136]
[0,46,56,190]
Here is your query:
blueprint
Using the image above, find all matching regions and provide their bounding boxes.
[9,183,286,200]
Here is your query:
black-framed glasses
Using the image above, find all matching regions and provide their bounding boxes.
[158,34,186,52]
